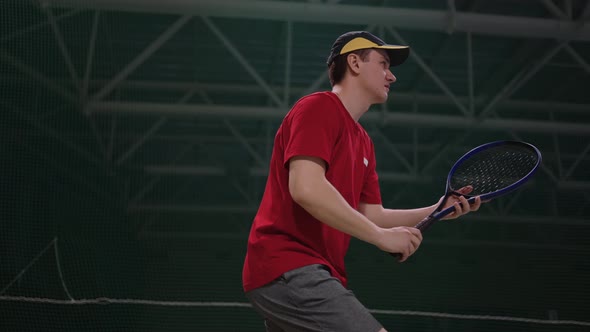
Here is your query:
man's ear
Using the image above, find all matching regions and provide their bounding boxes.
[346,53,361,74]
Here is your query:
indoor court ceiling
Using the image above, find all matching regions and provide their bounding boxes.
[5,0,590,243]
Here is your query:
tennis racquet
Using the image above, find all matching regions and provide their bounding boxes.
[392,140,542,259]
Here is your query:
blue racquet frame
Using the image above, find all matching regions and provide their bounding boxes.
[392,140,542,260]
[415,140,542,232]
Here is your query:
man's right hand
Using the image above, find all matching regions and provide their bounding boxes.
[375,227,423,262]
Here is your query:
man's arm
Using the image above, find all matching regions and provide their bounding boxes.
[289,156,422,261]
[358,203,438,229]
[358,189,482,229]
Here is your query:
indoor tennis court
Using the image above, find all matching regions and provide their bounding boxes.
[1,1,589,331]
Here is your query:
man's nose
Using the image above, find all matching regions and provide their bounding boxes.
[387,70,396,83]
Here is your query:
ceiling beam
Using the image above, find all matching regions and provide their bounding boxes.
[45,7,80,91]
[90,15,192,102]
[42,0,590,41]
[386,26,470,116]
[0,51,76,103]
[478,41,568,119]
[200,16,284,107]
[63,80,590,114]
[0,8,83,43]
[538,0,569,20]
[88,102,590,136]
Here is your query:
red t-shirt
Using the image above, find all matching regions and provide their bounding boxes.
[242,91,382,292]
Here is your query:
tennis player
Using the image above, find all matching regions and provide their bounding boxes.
[242,31,482,332]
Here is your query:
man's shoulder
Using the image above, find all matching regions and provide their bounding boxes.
[293,91,338,106]
[289,91,341,117]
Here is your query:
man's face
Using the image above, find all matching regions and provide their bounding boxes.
[358,49,397,104]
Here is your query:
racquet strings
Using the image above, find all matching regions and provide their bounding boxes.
[450,143,539,196]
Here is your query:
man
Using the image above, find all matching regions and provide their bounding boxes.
[242,31,482,332]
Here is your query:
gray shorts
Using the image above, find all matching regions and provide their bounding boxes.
[245,264,383,332]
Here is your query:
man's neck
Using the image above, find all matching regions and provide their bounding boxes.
[331,84,371,122]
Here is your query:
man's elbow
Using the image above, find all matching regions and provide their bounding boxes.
[289,179,317,208]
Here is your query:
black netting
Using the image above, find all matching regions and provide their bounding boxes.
[2,1,589,332]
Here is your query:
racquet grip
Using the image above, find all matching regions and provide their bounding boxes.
[415,214,437,232]
[390,196,478,261]
[390,252,402,260]
[389,215,436,261]
[416,196,478,231]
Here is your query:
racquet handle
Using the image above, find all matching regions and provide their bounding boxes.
[390,196,478,261]
[416,196,478,231]
[415,214,438,232]
[388,215,436,261]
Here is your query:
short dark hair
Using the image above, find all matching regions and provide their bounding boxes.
[328,49,372,86]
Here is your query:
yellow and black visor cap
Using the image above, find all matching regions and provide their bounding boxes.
[326,31,410,67]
